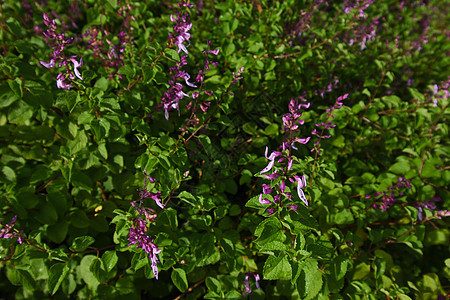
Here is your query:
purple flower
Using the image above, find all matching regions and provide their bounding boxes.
[243,272,262,296]
[40,58,56,69]
[254,274,261,290]
[259,194,272,205]
[436,210,450,218]
[170,4,193,54]
[267,208,275,216]
[244,274,252,295]
[70,57,83,80]
[263,171,280,180]
[128,218,161,279]
[40,13,83,89]
[279,180,286,193]
[292,175,308,206]
[56,73,73,90]
[128,171,164,279]
[0,216,23,244]
[287,205,298,211]
[261,147,282,174]
[162,1,197,120]
[262,184,273,194]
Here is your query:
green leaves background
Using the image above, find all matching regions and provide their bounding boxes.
[0,0,448,299]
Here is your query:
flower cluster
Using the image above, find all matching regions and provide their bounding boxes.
[428,77,449,107]
[162,1,195,120]
[83,27,131,79]
[347,16,379,50]
[281,96,311,150]
[314,76,339,98]
[409,197,449,221]
[409,16,430,53]
[184,40,220,127]
[232,66,245,85]
[128,172,163,279]
[311,94,348,154]
[366,177,412,211]
[343,0,375,18]
[242,271,261,296]
[284,0,326,43]
[0,216,23,244]
[39,13,83,90]
[162,55,196,120]
[169,1,194,54]
[413,196,440,221]
[82,1,133,79]
[258,97,311,215]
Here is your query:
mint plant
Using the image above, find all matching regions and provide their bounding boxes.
[0,0,448,299]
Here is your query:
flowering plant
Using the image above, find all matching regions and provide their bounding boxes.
[0,0,448,298]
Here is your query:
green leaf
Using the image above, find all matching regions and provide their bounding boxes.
[70,236,95,251]
[296,258,323,300]
[70,209,90,229]
[225,42,235,55]
[219,238,235,257]
[242,122,258,135]
[8,101,33,124]
[8,78,23,98]
[352,262,370,280]
[159,208,178,230]
[284,205,319,232]
[333,209,354,225]
[35,203,58,225]
[389,161,411,175]
[80,255,100,289]
[1,166,16,183]
[47,219,69,244]
[164,48,180,62]
[332,256,349,281]
[94,77,109,91]
[254,217,286,249]
[118,65,136,78]
[98,142,108,159]
[89,258,103,283]
[64,91,79,112]
[263,254,292,280]
[6,17,22,36]
[421,161,439,179]
[6,266,21,286]
[206,277,221,293]
[71,171,94,191]
[48,263,69,295]
[102,250,118,272]
[171,268,188,292]
[179,191,196,206]
[142,66,155,83]
[195,234,220,267]
[307,235,334,258]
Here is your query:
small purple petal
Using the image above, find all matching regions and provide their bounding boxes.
[259,194,271,205]
[288,205,298,211]
[260,159,275,174]
[264,172,280,180]
[209,49,220,55]
[254,274,261,290]
[279,180,286,193]
[297,188,308,206]
[40,59,56,69]
[71,57,83,80]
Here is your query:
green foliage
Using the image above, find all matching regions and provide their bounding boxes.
[0,0,448,298]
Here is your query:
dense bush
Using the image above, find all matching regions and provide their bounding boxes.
[0,0,449,299]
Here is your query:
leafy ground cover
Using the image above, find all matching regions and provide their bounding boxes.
[0,0,449,299]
